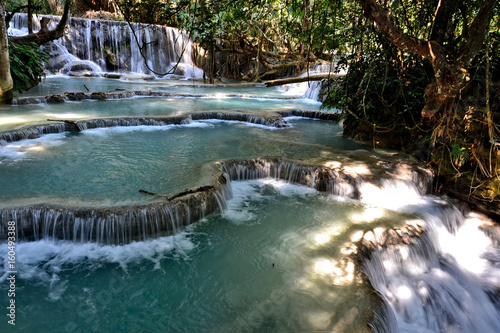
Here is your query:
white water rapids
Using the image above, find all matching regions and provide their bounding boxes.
[360,181,500,332]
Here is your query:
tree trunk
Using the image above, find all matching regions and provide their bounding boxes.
[28,0,33,34]
[45,0,59,14]
[265,73,345,87]
[358,0,495,118]
[0,1,13,104]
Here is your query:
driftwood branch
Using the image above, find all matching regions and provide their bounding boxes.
[265,73,344,87]
[138,189,168,197]
[139,185,215,201]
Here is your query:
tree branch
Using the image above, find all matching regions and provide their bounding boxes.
[358,0,436,60]
[10,0,72,45]
[358,0,496,118]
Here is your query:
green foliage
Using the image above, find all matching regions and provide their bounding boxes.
[322,44,432,149]
[6,0,51,14]
[451,144,469,165]
[9,41,47,92]
[116,0,364,79]
[5,0,25,12]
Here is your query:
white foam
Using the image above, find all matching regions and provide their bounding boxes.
[7,26,27,36]
[195,119,279,130]
[283,116,320,121]
[81,122,212,136]
[223,179,317,224]
[257,178,317,196]
[360,179,425,210]
[0,232,196,284]
[223,181,262,223]
[362,189,500,332]
[0,133,66,161]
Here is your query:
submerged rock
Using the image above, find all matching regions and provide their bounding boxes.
[64,92,88,101]
[90,92,107,99]
[46,94,67,103]
[68,70,101,77]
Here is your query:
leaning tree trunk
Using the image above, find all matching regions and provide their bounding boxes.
[0,1,13,104]
[358,0,496,118]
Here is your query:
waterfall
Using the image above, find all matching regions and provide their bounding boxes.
[221,158,500,332]
[282,62,345,102]
[0,158,431,244]
[220,158,433,198]
[278,109,342,122]
[359,183,500,332]
[2,151,497,331]
[0,174,230,244]
[11,89,301,105]
[0,117,188,143]
[0,112,292,144]
[189,112,289,128]
[8,13,203,78]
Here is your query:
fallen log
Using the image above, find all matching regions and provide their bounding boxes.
[264,73,345,87]
[167,186,215,201]
[139,185,215,201]
[138,189,166,197]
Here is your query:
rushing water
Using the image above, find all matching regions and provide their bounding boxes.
[4,12,499,332]
[1,72,500,332]
[0,178,423,332]
[361,193,500,333]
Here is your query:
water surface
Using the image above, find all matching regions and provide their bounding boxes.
[0,118,363,208]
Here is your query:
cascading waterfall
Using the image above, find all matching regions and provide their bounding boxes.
[358,180,500,332]
[10,88,305,105]
[303,63,341,101]
[1,67,498,331]
[8,13,203,77]
[220,158,500,332]
[0,117,187,143]
[283,62,345,101]
[1,125,499,331]
[0,157,431,244]
[0,112,292,144]
[0,173,231,244]
[220,158,433,198]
